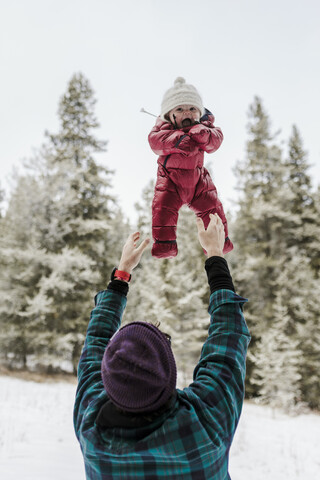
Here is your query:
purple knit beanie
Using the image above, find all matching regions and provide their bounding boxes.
[101,322,177,413]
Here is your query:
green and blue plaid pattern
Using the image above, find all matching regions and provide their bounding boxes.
[74,288,250,479]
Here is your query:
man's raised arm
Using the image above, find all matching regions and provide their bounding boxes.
[73,232,149,438]
[186,214,250,448]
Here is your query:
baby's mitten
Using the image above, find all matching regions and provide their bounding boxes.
[189,124,210,144]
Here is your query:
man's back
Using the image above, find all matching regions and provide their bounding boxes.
[74,288,250,480]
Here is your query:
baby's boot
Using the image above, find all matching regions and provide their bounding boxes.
[152,240,178,259]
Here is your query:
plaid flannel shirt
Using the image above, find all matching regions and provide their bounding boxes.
[74,287,250,480]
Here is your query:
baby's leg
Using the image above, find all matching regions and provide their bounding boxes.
[152,167,183,258]
[189,168,233,254]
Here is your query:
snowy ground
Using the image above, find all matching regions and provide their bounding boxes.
[0,376,84,480]
[0,376,319,480]
[230,402,320,479]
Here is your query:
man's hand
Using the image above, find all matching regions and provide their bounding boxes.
[196,214,225,258]
[118,232,150,274]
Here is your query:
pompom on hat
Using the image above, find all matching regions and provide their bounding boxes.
[160,77,204,121]
[101,322,177,413]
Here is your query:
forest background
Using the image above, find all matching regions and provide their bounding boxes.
[0,0,319,414]
[0,71,319,412]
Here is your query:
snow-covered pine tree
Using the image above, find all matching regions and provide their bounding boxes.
[0,176,49,368]
[253,265,303,413]
[43,73,125,274]
[279,129,320,408]
[286,126,314,216]
[0,73,127,373]
[232,99,320,408]
[232,97,286,396]
[276,251,320,410]
[284,125,320,274]
[36,73,128,371]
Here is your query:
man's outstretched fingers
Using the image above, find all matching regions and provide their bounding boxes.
[132,232,140,243]
[212,213,223,226]
[196,217,205,232]
[119,233,150,273]
[137,238,150,253]
[209,213,217,225]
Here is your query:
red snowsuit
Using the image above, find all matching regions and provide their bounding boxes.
[148,109,233,258]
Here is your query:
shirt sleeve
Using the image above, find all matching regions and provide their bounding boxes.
[185,288,250,448]
[73,288,127,439]
[205,256,235,293]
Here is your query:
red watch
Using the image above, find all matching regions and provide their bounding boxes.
[111,267,131,283]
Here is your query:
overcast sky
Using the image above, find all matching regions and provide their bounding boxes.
[1,0,319,221]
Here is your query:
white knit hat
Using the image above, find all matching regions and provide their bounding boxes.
[160,77,204,120]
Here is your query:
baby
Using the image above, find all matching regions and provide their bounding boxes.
[148,77,233,258]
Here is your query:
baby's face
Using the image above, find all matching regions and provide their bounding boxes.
[168,104,201,128]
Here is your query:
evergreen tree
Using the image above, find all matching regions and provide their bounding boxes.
[284,126,320,274]
[232,97,286,396]
[38,73,127,371]
[0,176,48,367]
[233,97,285,307]
[278,252,320,410]
[254,269,303,412]
[232,98,320,408]
[0,73,126,373]
[278,127,320,408]
[43,73,122,269]
[286,125,313,215]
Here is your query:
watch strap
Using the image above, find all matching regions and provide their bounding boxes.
[111,267,131,283]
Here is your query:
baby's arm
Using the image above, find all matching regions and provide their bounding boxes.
[189,120,223,154]
[148,117,194,156]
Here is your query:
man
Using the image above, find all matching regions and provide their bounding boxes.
[74,213,250,479]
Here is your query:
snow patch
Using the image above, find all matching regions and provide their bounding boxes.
[0,376,319,479]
